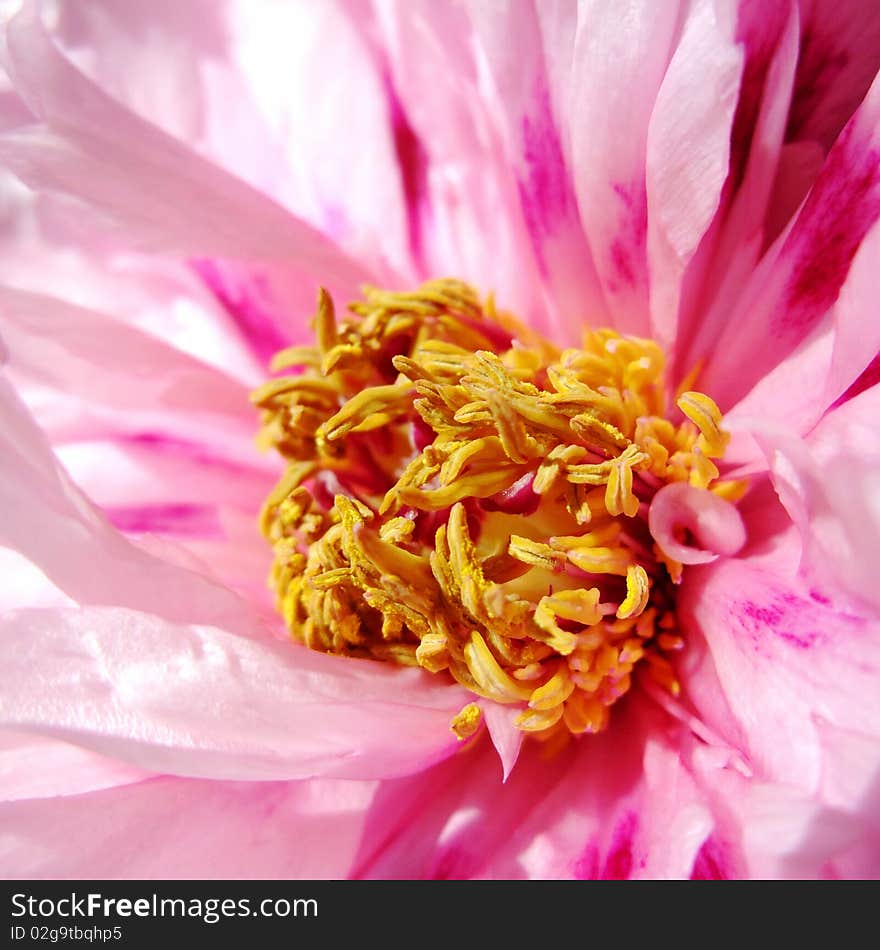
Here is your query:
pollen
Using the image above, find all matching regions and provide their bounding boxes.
[254,280,741,744]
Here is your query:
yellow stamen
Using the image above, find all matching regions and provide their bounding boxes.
[616,565,651,620]
[254,280,739,742]
[450,702,482,740]
[677,391,730,458]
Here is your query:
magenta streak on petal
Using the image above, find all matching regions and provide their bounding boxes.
[385,75,431,273]
[776,127,880,337]
[104,503,223,539]
[573,842,600,880]
[737,594,831,652]
[742,595,824,650]
[600,811,639,880]
[690,835,732,880]
[517,86,580,274]
[785,25,850,143]
[728,0,788,194]
[426,846,481,881]
[607,182,647,293]
[117,431,263,475]
[192,259,291,366]
[829,349,880,411]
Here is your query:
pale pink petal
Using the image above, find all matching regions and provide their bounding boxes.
[0,3,372,298]
[54,440,276,608]
[824,220,880,411]
[812,721,880,877]
[0,175,268,385]
[55,437,270,518]
[0,285,252,429]
[479,703,523,782]
[673,3,798,381]
[723,319,835,459]
[567,0,684,336]
[217,0,413,280]
[0,376,259,630]
[682,0,880,393]
[687,741,870,879]
[0,731,149,803]
[0,773,376,878]
[0,548,72,612]
[755,382,880,612]
[0,605,468,782]
[48,0,221,145]
[814,720,880,818]
[369,0,549,334]
[64,0,415,280]
[679,526,880,792]
[645,0,743,352]
[465,0,608,338]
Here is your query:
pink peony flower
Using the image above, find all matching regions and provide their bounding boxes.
[1,0,879,879]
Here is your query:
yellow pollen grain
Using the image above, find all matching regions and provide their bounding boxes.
[254,279,737,742]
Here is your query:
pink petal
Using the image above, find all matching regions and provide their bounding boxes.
[51,438,277,604]
[679,527,880,792]
[645,0,744,353]
[698,68,880,409]
[674,4,798,382]
[687,740,869,879]
[0,285,253,429]
[49,0,221,145]
[567,0,683,337]
[812,721,880,877]
[824,220,880,411]
[725,216,880,440]
[785,0,880,152]
[0,3,372,298]
[0,605,468,782]
[217,0,416,280]
[0,732,149,803]
[649,481,747,565]
[55,437,271,517]
[0,773,376,878]
[480,703,524,782]
[0,178,268,386]
[0,548,72,612]
[369,0,549,335]
[814,720,880,818]
[0,376,259,630]
[465,0,608,339]
[351,697,712,880]
[755,382,880,612]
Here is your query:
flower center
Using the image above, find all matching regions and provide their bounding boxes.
[253,280,744,743]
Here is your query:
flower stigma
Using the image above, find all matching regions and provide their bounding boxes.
[253,280,746,744]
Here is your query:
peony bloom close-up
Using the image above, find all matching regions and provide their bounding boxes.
[0,0,879,881]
